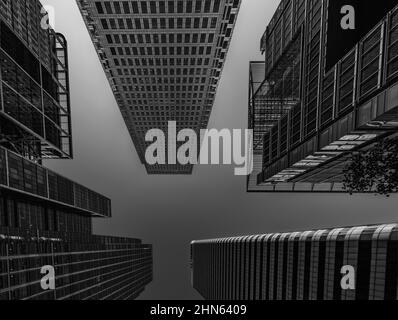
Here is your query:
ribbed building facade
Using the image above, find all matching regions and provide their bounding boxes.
[191,224,398,300]
[0,0,152,300]
[247,0,398,192]
[77,0,241,174]
[0,228,153,300]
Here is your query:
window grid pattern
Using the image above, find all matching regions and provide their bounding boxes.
[77,0,241,173]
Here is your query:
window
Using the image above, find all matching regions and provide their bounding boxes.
[195,1,202,13]
[194,18,200,29]
[122,1,130,13]
[168,1,174,13]
[208,33,214,43]
[114,2,121,14]
[135,18,141,29]
[186,1,193,13]
[118,18,125,29]
[159,1,165,13]
[204,0,211,13]
[177,1,184,13]
[211,18,217,28]
[177,18,183,29]
[109,18,117,29]
[101,19,109,30]
[95,2,104,14]
[169,18,174,29]
[160,18,166,29]
[141,2,148,13]
[152,18,158,29]
[104,1,113,14]
[213,0,221,12]
[202,18,208,28]
[150,1,157,13]
[186,18,191,29]
[131,1,139,13]
[126,18,133,29]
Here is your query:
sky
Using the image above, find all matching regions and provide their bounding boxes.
[41,0,398,300]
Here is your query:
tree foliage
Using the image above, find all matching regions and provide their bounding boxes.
[343,137,398,196]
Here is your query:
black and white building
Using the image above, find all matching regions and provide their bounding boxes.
[77,0,241,174]
[0,0,152,300]
[191,224,398,300]
[248,0,398,192]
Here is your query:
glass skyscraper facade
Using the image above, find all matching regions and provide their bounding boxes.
[0,0,152,300]
[248,0,398,192]
[77,0,241,174]
[191,224,398,300]
[0,0,72,160]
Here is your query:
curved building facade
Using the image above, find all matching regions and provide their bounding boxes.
[191,224,398,300]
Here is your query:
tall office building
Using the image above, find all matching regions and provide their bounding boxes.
[247,0,398,192]
[0,0,152,300]
[191,224,398,300]
[77,0,241,174]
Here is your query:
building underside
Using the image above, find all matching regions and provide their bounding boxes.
[248,1,398,193]
[77,0,242,174]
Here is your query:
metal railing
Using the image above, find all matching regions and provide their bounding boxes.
[0,146,111,217]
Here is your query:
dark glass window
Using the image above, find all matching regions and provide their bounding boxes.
[141,2,148,13]
[122,1,130,13]
[159,1,165,13]
[195,0,202,13]
[101,19,109,30]
[204,0,211,13]
[186,1,193,13]
[150,1,157,14]
[213,0,221,12]
[168,1,174,13]
[131,1,139,13]
[113,2,121,14]
[177,1,184,13]
[1,22,40,82]
[95,2,104,14]
[104,1,113,14]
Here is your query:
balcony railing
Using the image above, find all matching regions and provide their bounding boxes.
[0,146,111,217]
[0,19,72,160]
[258,5,398,185]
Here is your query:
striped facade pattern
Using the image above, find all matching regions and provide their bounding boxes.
[191,224,398,300]
[0,233,153,300]
[0,192,153,300]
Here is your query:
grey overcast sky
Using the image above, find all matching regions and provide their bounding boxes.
[41,0,398,300]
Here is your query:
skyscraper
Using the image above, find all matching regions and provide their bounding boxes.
[191,224,398,300]
[0,0,152,300]
[247,0,398,192]
[77,0,241,174]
